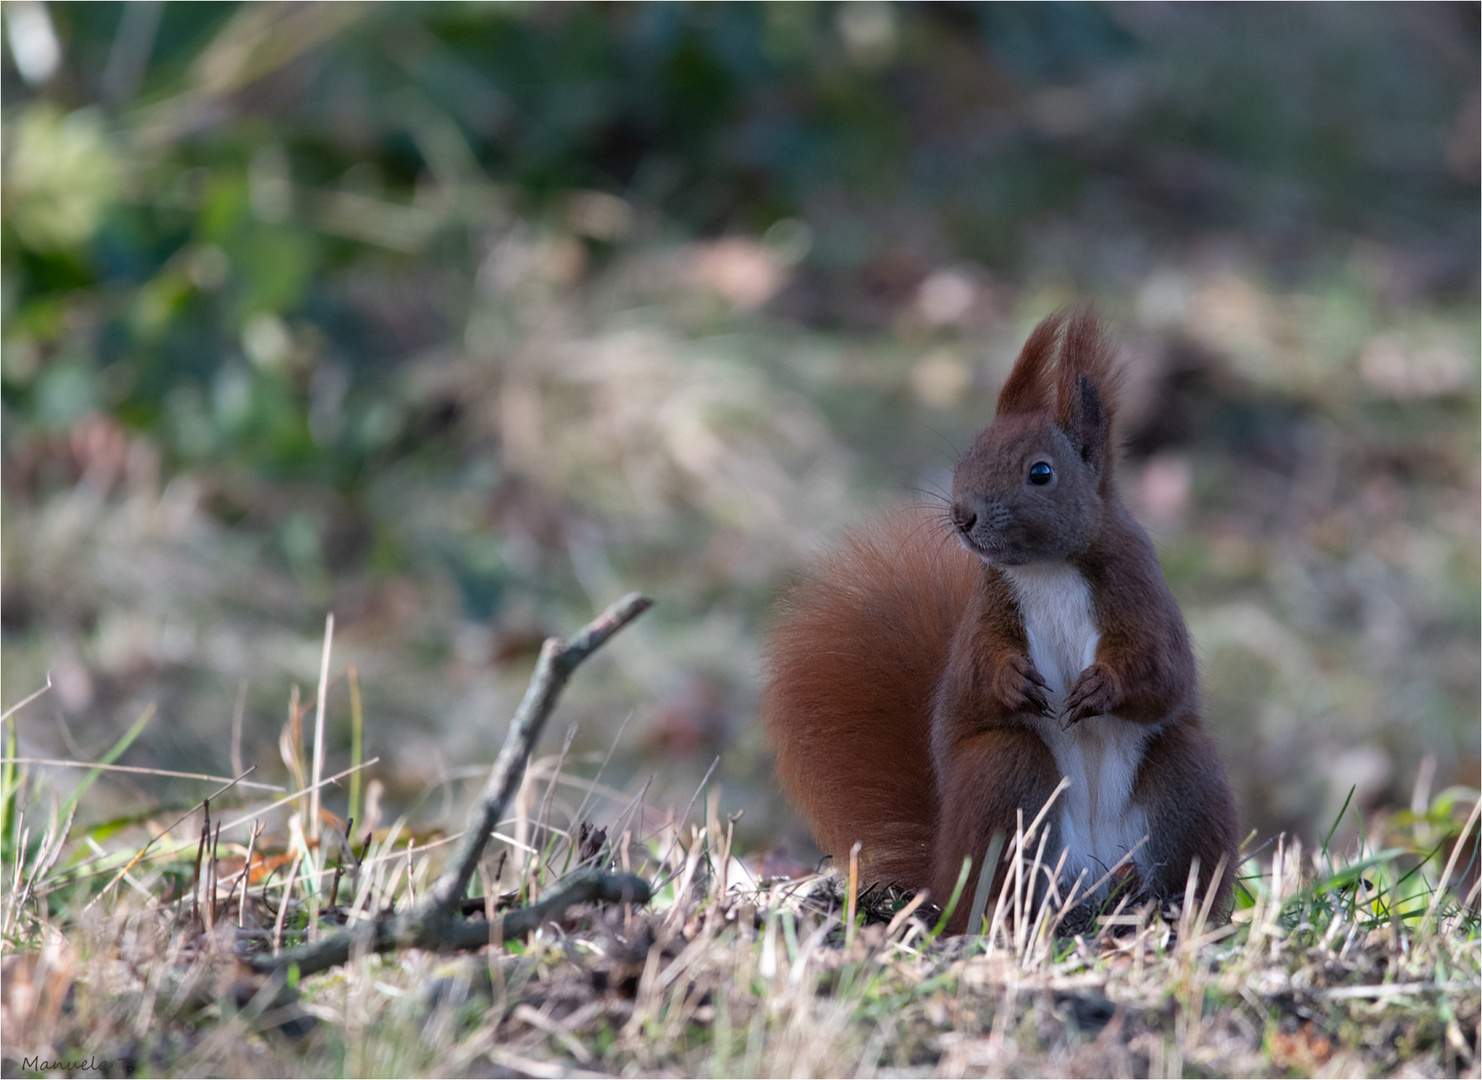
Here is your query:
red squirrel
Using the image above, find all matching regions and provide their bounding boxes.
[762,308,1237,930]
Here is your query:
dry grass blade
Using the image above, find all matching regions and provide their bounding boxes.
[218,759,380,836]
[0,757,284,792]
[308,613,334,843]
[79,768,258,908]
[0,673,52,723]
[1423,795,1481,933]
[52,760,375,897]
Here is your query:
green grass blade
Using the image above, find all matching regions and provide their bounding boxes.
[931,855,972,939]
[60,704,157,820]
[1322,784,1357,857]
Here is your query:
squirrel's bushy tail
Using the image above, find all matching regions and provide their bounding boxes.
[761,506,978,887]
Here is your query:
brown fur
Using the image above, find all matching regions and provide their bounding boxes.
[994,312,1063,416]
[1134,718,1240,919]
[931,726,1059,924]
[930,566,1047,774]
[1068,508,1199,725]
[761,510,978,885]
[927,564,1060,929]
[762,308,1238,926]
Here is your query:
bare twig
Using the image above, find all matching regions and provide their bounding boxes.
[261,867,651,980]
[246,593,654,978]
[429,592,652,914]
[208,821,223,930]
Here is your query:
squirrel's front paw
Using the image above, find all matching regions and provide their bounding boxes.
[994,653,1052,717]
[1063,663,1119,726]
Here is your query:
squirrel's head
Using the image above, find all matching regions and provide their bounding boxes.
[950,309,1121,567]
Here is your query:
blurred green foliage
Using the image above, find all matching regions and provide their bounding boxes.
[5,4,1475,486]
[1,3,1477,850]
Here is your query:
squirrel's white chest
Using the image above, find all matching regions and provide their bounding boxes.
[1000,564,1151,896]
[1000,564,1099,697]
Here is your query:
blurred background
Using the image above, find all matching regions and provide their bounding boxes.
[2,2,1477,865]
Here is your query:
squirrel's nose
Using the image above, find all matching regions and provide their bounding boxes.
[950,503,977,535]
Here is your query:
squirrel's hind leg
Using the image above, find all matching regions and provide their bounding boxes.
[1133,719,1240,923]
[932,727,1059,934]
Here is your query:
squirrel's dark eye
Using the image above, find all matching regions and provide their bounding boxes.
[1028,462,1054,486]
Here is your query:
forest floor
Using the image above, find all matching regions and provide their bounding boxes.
[3,641,1477,1080]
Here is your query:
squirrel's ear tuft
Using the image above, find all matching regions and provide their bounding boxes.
[996,313,1063,416]
[1055,307,1120,468]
